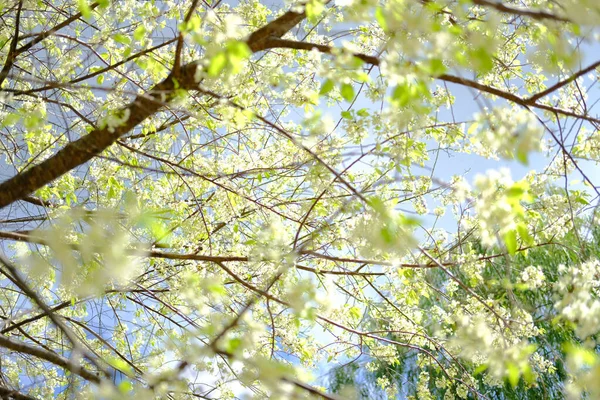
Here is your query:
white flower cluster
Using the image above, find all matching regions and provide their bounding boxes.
[469,106,544,163]
[554,260,600,339]
[519,265,545,290]
[25,207,146,297]
[473,169,527,247]
[439,175,471,207]
[335,0,379,20]
[206,12,246,42]
[353,203,418,258]
[450,316,538,386]
[249,218,295,263]
[460,257,486,287]
[574,129,600,161]
[103,108,131,133]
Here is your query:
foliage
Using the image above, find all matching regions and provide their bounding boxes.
[327,226,600,399]
[0,0,599,399]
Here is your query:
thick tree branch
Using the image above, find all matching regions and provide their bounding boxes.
[0,6,313,209]
[0,386,39,400]
[0,76,181,208]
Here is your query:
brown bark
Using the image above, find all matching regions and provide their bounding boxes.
[0,6,308,209]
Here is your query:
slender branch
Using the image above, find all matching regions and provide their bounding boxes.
[0,254,111,378]
[528,59,600,102]
[0,0,23,87]
[21,196,53,208]
[263,38,600,126]
[0,385,39,400]
[419,247,508,326]
[15,2,100,56]
[1,301,71,335]
[471,0,569,23]
[173,0,201,76]
[0,5,317,209]
[261,37,380,66]
[0,229,548,271]
[0,334,101,383]
[213,348,343,400]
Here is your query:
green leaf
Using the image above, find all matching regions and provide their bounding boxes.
[425,58,446,76]
[406,290,419,305]
[224,337,243,353]
[504,229,518,255]
[473,364,488,375]
[392,82,430,108]
[340,83,355,102]
[306,0,325,23]
[467,122,479,135]
[349,306,361,320]
[368,196,387,215]
[506,362,520,388]
[206,282,227,296]
[96,74,104,85]
[356,71,369,82]
[319,79,334,95]
[516,148,529,165]
[375,7,387,31]
[207,52,227,77]
[471,46,494,74]
[113,33,131,45]
[564,343,598,366]
[78,0,92,19]
[522,364,535,384]
[341,111,352,119]
[2,113,20,127]
[351,56,365,69]
[226,40,251,59]
[506,181,529,199]
[108,357,134,377]
[576,196,590,205]
[118,381,133,393]
[134,26,146,41]
[517,222,534,246]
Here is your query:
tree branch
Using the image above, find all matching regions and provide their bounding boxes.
[0,5,315,209]
[0,334,101,384]
[471,0,569,23]
[0,1,23,87]
[0,386,39,400]
[262,37,600,126]
[15,2,100,56]
[528,59,600,102]
[0,254,111,378]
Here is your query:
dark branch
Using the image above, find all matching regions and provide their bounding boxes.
[0,5,314,209]
[0,385,39,400]
[471,0,569,23]
[0,1,23,87]
[0,334,101,384]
